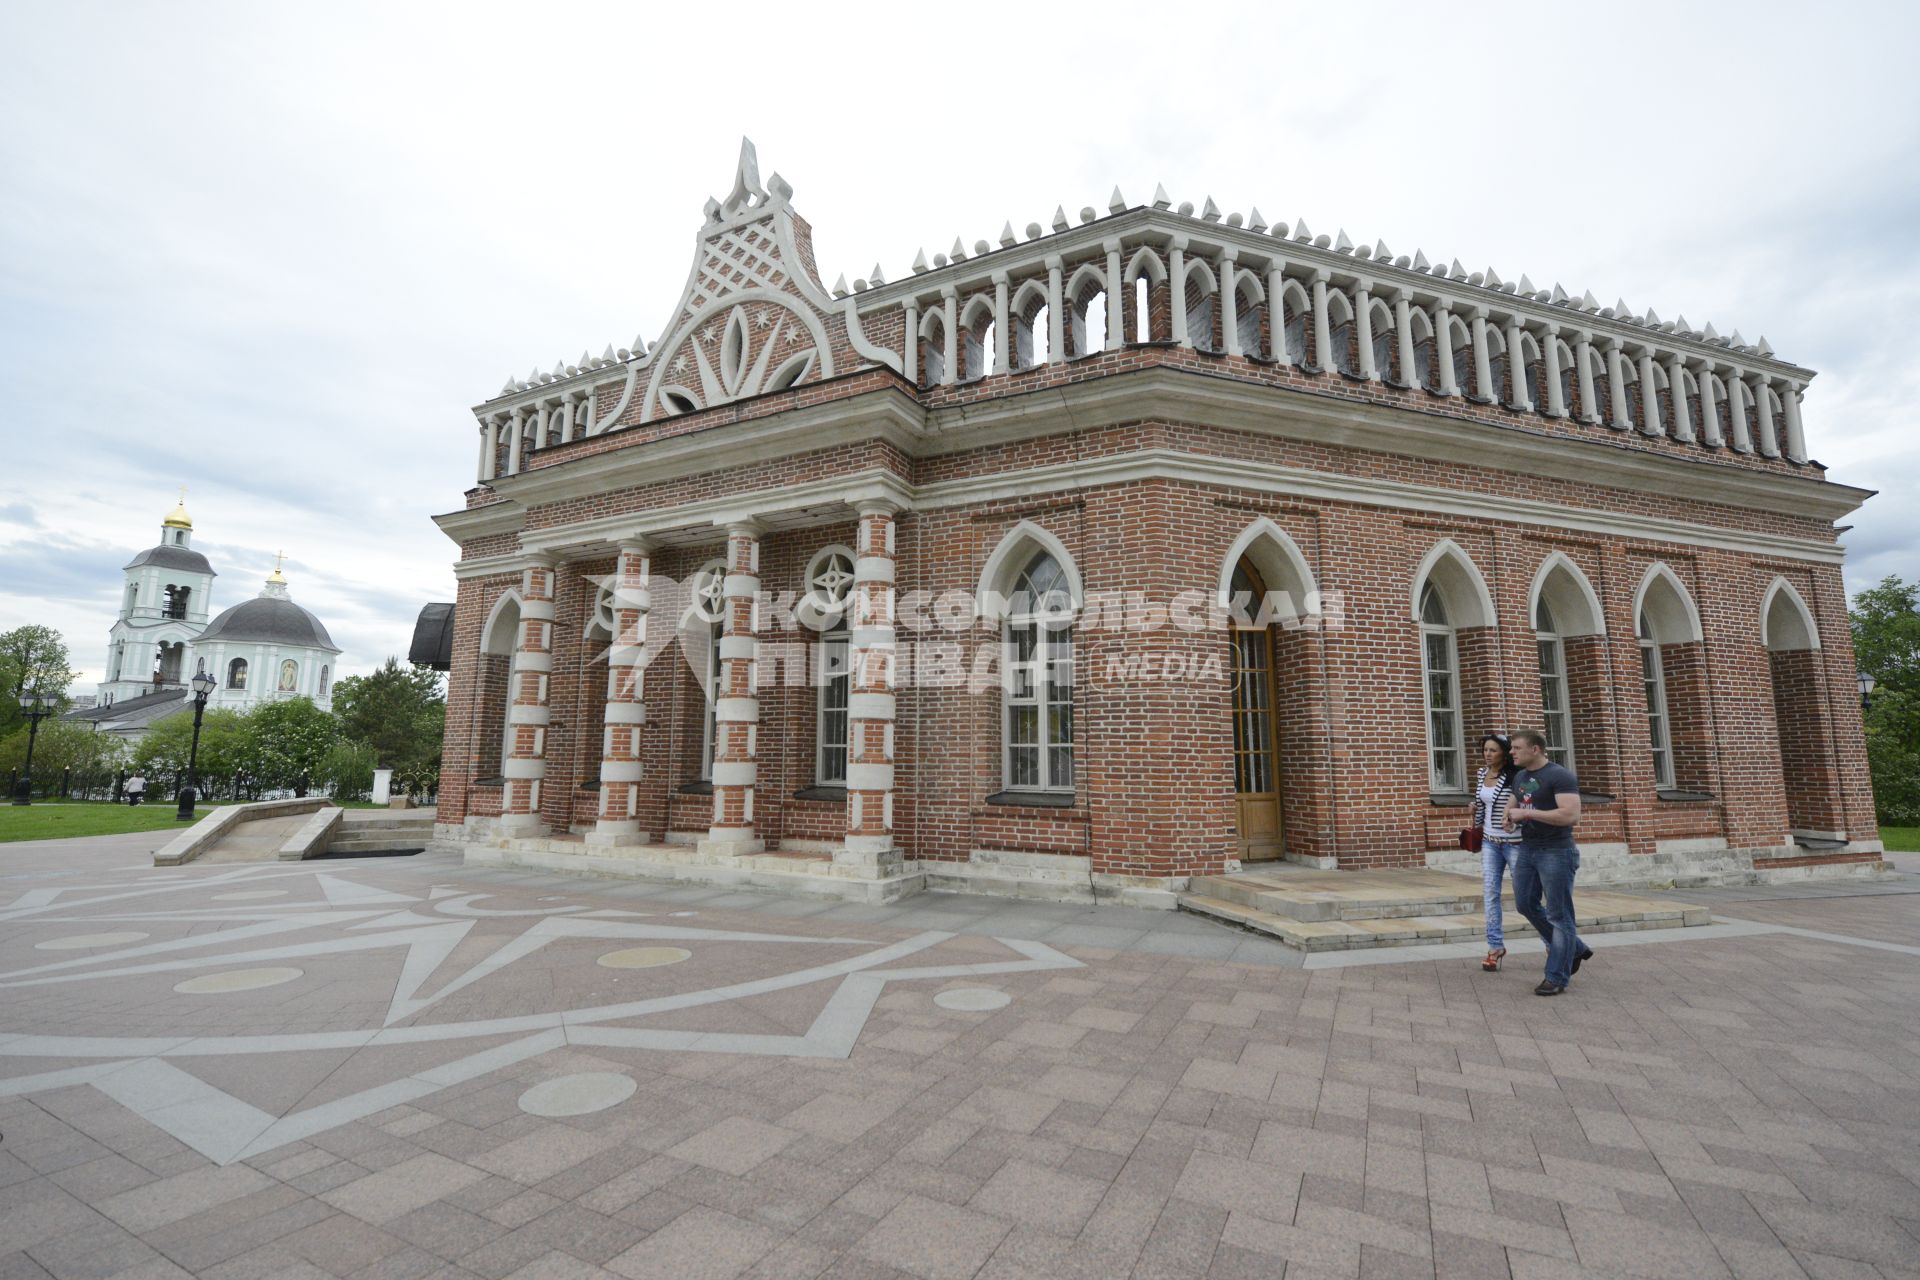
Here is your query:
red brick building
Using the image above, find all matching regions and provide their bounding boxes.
[427,141,1881,902]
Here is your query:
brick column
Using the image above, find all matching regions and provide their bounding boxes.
[842,503,901,874]
[500,557,555,835]
[701,522,764,856]
[589,539,651,847]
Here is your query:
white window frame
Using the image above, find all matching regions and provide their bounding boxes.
[1639,620,1675,789]
[1535,600,1574,772]
[1001,553,1074,794]
[817,625,849,785]
[1420,584,1465,794]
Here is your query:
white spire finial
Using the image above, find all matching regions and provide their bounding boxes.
[721,137,766,215]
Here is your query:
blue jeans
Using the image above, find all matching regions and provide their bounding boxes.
[1481,839,1519,949]
[1512,841,1582,986]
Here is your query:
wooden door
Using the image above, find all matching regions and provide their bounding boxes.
[1230,562,1283,860]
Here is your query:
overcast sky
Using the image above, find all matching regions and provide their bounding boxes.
[3,1,1915,691]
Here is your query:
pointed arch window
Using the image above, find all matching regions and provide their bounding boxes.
[1235,281,1263,357]
[690,561,727,780]
[1005,552,1075,792]
[1638,614,1674,788]
[1420,584,1464,793]
[804,546,856,785]
[1535,598,1572,769]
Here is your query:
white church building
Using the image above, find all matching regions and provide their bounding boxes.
[75,498,342,741]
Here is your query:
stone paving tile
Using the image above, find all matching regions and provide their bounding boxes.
[0,843,1915,1279]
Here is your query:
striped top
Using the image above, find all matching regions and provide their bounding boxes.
[1474,766,1518,840]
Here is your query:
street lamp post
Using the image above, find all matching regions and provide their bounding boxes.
[1857,671,1877,712]
[11,691,54,806]
[176,670,219,821]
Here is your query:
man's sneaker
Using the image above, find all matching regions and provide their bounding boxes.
[1572,946,1594,975]
[1534,980,1566,997]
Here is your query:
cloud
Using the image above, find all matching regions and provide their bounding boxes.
[2,0,1915,696]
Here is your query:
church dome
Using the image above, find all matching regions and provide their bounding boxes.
[163,498,193,529]
[200,590,339,651]
[125,544,215,575]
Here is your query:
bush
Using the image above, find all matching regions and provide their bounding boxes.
[319,739,378,802]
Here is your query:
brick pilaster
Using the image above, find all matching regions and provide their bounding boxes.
[702,522,764,855]
[500,558,555,835]
[842,503,901,873]
[590,540,651,846]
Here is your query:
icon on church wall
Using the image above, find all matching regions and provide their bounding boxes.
[279,660,298,692]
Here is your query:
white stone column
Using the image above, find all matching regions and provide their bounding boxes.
[1504,320,1529,408]
[1471,310,1493,401]
[842,502,901,875]
[1664,355,1694,442]
[1269,264,1292,367]
[590,540,651,847]
[940,289,958,386]
[1637,350,1663,436]
[1542,327,1565,417]
[1435,303,1458,395]
[1170,237,1189,347]
[506,407,527,475]
[701,522,764,856]
[478,422,494,483]
[1751,376,1780,457]
[992,272,1010,373]
[1728,366,1754,452]
[1103,239,1124,351]
[1311,271,1332,373]
[1220,248,1241,357]
[500,557,556,835]
[1045,255,1065,363]
[902,301,918,384]
[1354,280,1377,380]
[1573,333,1598,422]
[1698,363,1723,446]
[1782,382,1807,462]
[1606,342,1632,429]
[1394,291,1416,387]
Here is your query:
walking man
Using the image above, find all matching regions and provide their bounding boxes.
[1507,728,1593,995]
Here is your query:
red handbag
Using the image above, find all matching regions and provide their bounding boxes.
[1458,826,1483,853]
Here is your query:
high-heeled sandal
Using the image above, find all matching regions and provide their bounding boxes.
[1482,947,1506,972]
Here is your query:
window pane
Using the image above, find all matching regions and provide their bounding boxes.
[1010,706,1038,747]
[1010,745,1038,788]
[1048,746,1073,789]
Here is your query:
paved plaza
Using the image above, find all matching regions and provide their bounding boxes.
[0,836,1916,1279]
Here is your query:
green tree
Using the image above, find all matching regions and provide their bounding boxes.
[332,658,444,797]
[1850,575,1920,824]
[0,625,79,737]
[318,739,378,802]
[235,698,337,794]
[0,721,127,793]
[132,707,245,795]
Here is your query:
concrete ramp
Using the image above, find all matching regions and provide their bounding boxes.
[153,799,340,866]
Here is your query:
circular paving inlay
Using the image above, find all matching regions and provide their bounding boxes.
[518,1072,637,1117]
[597,946,691,969]
[173,967,303,994]
[35,932,150,951]
[211,890,287,901]
[935,987,1012,1012]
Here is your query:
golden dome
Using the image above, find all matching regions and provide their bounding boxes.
[163,487,192,529]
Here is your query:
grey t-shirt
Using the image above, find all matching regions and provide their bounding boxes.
[1513,762,1578,848]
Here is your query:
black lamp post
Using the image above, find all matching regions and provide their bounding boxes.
[176,670,218,821]
[1857,670,1877,711]
[11,690,54,806]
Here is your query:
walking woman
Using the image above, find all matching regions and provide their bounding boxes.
[1473,733,1520,971]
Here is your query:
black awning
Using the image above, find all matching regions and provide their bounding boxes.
[409,603,455,671]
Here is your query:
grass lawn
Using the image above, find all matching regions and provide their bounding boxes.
[0,800,230,843]
[1879,826,1920,852]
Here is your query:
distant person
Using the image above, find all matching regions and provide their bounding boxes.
[1508,729,1593,996]
[125,773,146,806]
[1471,734,1520,972]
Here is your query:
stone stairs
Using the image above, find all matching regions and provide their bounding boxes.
[322,810,436,855]
[1179,866,1712,952]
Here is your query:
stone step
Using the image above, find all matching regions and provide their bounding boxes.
[1178,891,1711,952]
[325,835,430,852]
[923,864,1096,904]
[1187,873,1480,922]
